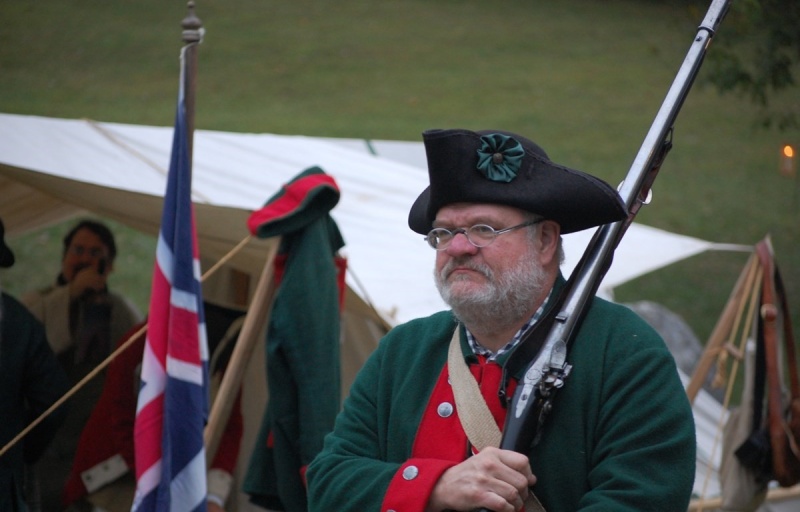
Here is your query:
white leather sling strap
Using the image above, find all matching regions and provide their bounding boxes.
[447,328,545,512]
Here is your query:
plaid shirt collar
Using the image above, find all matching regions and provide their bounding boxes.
[466,290,552,362]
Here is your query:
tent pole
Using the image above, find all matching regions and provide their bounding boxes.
[204,238,281,465]
[686,251,757,404]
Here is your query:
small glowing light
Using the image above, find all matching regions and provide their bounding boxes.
[780,144,796,177]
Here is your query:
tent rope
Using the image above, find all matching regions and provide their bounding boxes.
[84,118,211,203]
[694,255,762,511]
[345,266,392,331]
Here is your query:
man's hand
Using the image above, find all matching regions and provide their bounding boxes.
[69,265,107,300]
[207,501,225,512]
[425,447,536,512]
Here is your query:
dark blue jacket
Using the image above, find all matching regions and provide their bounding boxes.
[1,293,68,511]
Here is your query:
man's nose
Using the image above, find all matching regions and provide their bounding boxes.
[77,252,96,264]
[445,231,478,255]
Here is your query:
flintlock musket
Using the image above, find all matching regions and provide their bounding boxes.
[477,1,732,509]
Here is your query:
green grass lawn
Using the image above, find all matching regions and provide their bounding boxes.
[1,0,799,356]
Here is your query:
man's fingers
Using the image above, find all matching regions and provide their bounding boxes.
[427,448,537,511]
[483,483,525,512]
[477,448,535,491]
[467,448,533,511]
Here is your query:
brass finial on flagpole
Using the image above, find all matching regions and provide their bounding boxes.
[182,1,202,164]
[182,1,202,41]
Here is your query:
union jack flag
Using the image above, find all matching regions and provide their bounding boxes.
[132,47,209,512]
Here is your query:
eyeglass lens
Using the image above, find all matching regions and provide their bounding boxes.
[69,245,105,258]
[427,224,499,250]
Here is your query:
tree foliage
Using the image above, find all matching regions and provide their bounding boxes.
[700,0,800,129]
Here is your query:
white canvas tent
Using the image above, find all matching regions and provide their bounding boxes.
[0,113,720,323]
[0,112,772,509]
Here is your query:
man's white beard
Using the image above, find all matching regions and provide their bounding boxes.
[434,253,547,332]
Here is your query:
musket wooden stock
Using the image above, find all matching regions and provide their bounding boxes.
[477,1,731,510]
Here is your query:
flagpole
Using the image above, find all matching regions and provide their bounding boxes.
[131,4,208,509]
[182,1,202,163]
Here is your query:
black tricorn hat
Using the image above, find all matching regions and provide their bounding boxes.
[408,129,627,235]
[0,217,15,268]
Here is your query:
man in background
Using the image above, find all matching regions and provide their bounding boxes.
[22,219,142,360]
[22,219,142,511]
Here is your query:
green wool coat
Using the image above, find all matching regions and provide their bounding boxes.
[243,167,345,512]
[307,279,696,511]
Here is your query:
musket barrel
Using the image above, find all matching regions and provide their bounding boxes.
[619,0,728,211]
[477,1,732,510]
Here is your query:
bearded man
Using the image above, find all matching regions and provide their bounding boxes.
[307,129,695,512]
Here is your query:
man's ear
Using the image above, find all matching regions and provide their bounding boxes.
[537,220,561,265]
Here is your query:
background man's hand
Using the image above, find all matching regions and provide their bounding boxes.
[207,501,225,512]
[69,265,107,299]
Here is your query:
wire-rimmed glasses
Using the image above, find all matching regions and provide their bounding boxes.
[425,219,542,251]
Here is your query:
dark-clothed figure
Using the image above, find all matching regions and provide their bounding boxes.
[0,217,69,512]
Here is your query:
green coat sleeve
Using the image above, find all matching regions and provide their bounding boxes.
[307,312,455,511]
